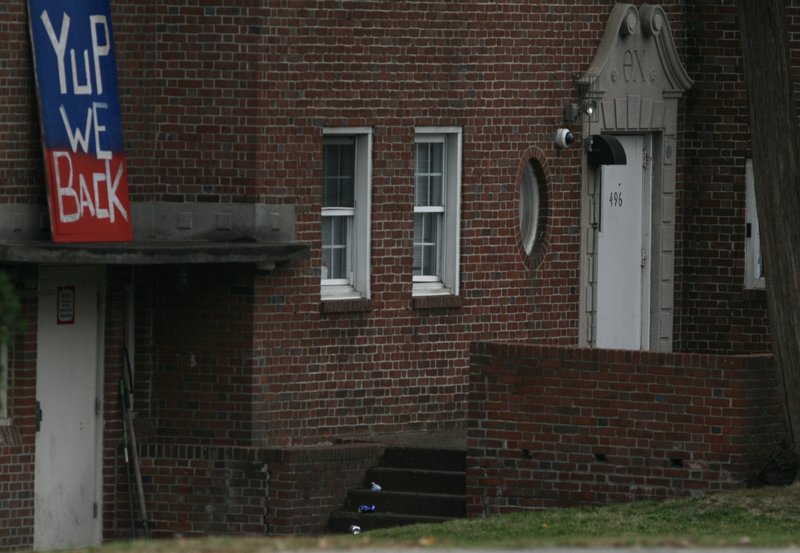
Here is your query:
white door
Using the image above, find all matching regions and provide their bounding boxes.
[595,135,651,350]
[34,266,102,550]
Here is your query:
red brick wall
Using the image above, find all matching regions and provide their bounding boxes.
[2,0,778,447]
[134,443,270,537]
[0,280,37,551]
[1,0,794,547]
[132,265,258,447]
[676,1,773,353]
[467,343,782,516]
[0,3,43,206]
[101,268,132,540]
[115,441,382,538]
[263,443,384,535]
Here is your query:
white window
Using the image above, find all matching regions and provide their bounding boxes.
[413,128,461,296]
[745,159,765,289]
[321,128,372,300]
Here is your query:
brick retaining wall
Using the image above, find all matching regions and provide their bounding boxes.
[467,343,782,517]
[114,442,383,538]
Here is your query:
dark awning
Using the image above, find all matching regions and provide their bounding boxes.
[587,135,627,166]
[0,239,310,270]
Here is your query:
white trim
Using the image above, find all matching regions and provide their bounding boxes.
[415,206,445,214]
[520,161,540,255]
[322,207,355,217]
[413,128,462,297]
[413,282,450,296]
[321,128,372,301]
[415,126,462,135]
[324,126,373,136]
[640,135,653,350]
[745,159,765,290]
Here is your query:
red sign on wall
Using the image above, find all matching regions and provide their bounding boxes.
[28,0,133,243]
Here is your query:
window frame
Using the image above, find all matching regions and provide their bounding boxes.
[321,128,372,300]
[413,127,462,297]
[744,158,765,290]
[520,160,540,256]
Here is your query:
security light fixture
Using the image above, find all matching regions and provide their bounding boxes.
[564,99,597,123]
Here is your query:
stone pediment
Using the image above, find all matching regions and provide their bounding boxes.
[580,4,692,101]
[577,5,692,352]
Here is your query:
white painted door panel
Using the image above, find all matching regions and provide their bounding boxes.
[596,135,650,350]
[34,266,101,550]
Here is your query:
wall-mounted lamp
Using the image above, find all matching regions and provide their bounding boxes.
[563,99,598,123]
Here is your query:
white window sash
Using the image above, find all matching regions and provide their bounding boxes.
[321,129,372,300]
[322,207,355,217]
[321,211,354,285]
[413,128,461,296]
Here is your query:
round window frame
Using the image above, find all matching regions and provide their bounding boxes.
[519,161,540,256]
[516,153,549,269]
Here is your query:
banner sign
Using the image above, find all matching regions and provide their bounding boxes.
[28,0,132,243]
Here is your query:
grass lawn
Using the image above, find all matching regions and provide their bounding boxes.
[80,483,800,552]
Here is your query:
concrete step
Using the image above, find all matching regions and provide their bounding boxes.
[382,446,466,472]
[367,466,465,495]
[346,489,466,518]
[327,445,467,534]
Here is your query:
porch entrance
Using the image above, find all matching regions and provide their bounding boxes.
[34,266,103,550]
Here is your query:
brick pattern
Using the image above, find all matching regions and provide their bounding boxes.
[263,443,384,535]
[132,265,258,447]
[132,443,270,537]
[676,0,772,353]
[101,269,130,540]
[0,0,791,547]
[0,2,43,205]
[113,441,382,538]
[467,343,782,516]
[0,271,38,551]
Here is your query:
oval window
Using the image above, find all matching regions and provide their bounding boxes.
[519,160,540,255]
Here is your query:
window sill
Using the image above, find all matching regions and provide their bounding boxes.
[412,294,463,310]
[744,280,766,292]
[741,287,767,300]
[320,297,371,314]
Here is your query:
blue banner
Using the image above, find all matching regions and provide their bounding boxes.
[28,0,132,242]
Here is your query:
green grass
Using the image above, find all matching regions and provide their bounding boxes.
[366,483,800,548]
[72,484,800,552]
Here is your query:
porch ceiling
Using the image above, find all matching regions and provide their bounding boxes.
[0,239,310,268]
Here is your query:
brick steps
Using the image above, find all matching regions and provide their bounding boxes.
[366,467,465,494]
[327,446,466,534]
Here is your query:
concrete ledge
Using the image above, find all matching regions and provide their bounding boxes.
[0,239,309,266]
[0,202,297,243]
[0,202,309,266]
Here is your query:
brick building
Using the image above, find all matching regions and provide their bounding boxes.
[0,0,788,549]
